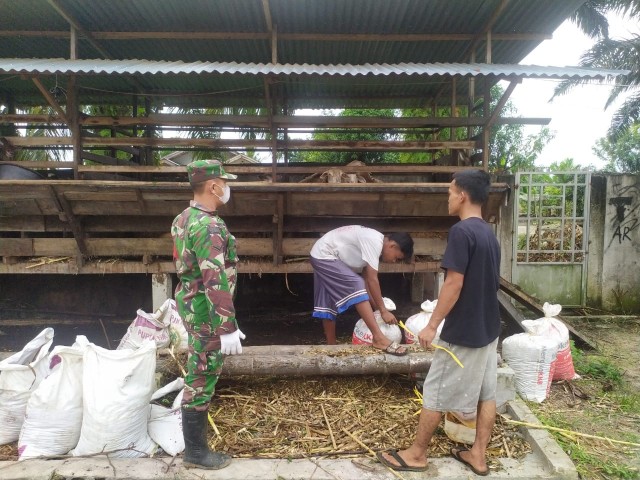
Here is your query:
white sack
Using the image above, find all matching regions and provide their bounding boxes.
[522,302,578,381]
[118,299,188,351]
[18,336,89,459]
[352,297,402,345]
[72,341,157,458]
[502,332,558,403]
[148,378,185,456]
[405,300,442,344]
[0,328,54,445]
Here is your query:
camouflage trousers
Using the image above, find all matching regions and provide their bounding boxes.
[181,332,224,411]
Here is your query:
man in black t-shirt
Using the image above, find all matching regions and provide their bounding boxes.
[377,170,500,476]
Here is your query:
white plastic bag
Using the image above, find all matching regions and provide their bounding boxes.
[0,328,54,445]
[352,297,402,345]
[502,332,558,403]
[72,341,157,458]
[148,378,185,456]
[18,336,89,459]
[522,302,578,381]
[118,299,188,351]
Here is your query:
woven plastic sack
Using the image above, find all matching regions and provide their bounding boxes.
[502,332,558,403]
[352,297,402,345]
[148,378,185,456]
[18,336,89,459]
[522,303,578,381]
[405,300,441,344]
[72,340,157,458]
[118,299,188,351]
[0,328,54,445]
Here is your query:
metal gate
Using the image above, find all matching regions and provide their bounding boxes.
[512,171,591,306]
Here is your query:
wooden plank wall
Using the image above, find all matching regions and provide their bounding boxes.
[0,179,508,274]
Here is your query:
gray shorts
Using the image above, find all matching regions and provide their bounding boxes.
[422,337,498,413]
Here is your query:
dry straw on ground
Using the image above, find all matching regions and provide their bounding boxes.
[206,375,531,465]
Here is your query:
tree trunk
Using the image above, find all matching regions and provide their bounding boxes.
[216,344,432,376]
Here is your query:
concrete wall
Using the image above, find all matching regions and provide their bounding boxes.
[598,174,640,313]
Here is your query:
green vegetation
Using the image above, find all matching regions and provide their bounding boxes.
[526,337,640,479]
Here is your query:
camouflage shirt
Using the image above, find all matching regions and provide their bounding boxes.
[172,200,238,340]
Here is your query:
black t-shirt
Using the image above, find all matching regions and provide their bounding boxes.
[439,217,501,348]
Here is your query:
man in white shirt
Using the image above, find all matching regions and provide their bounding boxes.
[310,225,414,355]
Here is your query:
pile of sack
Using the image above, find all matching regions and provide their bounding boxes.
[502,302,578,403]
[0,299,189,460]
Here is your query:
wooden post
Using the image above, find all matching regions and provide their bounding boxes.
[152,273,173,311]
[411,272,426,303]
[66,75,81,179]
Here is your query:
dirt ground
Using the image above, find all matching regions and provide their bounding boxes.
[530,315,640,480]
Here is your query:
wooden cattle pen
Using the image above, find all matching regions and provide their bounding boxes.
[0,0,620,307]
[0,168,508,276]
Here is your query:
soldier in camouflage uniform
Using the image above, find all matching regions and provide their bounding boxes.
[172,159,245,470]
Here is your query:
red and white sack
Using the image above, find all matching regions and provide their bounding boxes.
[118,299,188,351]
[522,303,578,381]
[502,332,558,403]
[18,336,89,459]
[72,340,157,458]
[0,328,54,445]
[148,378,185,456]
[405,300,440,344]
[352,297,402,345]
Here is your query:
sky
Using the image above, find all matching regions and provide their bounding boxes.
[507,13,638,169]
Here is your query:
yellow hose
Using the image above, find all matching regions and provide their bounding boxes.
[398,320,464,368]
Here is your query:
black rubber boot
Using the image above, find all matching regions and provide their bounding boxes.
[181,408,231,470]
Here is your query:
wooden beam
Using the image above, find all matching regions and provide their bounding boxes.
[5,162,491,174]
[46,0,113,59]
[48,185,88,256]
[0,237,446,259]
[0,259,441,275]
[3,136,478,151]
[0,30,551,42]
[31,78,68,124]
[1,113,551,129]
[0,215,457,235]
[465,0,510,61]
[486,79,520,128]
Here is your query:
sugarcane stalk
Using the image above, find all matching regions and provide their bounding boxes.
[503,417,640,447]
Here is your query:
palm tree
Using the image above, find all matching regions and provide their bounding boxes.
[553,1,640,141]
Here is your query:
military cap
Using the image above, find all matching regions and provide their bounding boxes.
[187,159,237,183]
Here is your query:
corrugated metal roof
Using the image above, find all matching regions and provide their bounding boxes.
[0,0,587,65]
[0,58,624,79]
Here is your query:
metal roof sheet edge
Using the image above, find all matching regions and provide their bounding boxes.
[0,58,628,79]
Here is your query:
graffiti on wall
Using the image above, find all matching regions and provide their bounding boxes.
[608,179,640,247]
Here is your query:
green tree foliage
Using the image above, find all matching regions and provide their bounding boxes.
[290,109,401,164]
[487,85,554,173]
[173,107,266,161]
[593,121,640,172]
[556,1,640,142]
[397,108,469,164]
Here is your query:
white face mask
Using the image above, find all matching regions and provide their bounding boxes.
[214,184,231,204]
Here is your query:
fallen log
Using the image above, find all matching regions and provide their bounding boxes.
[159,344,433,377]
